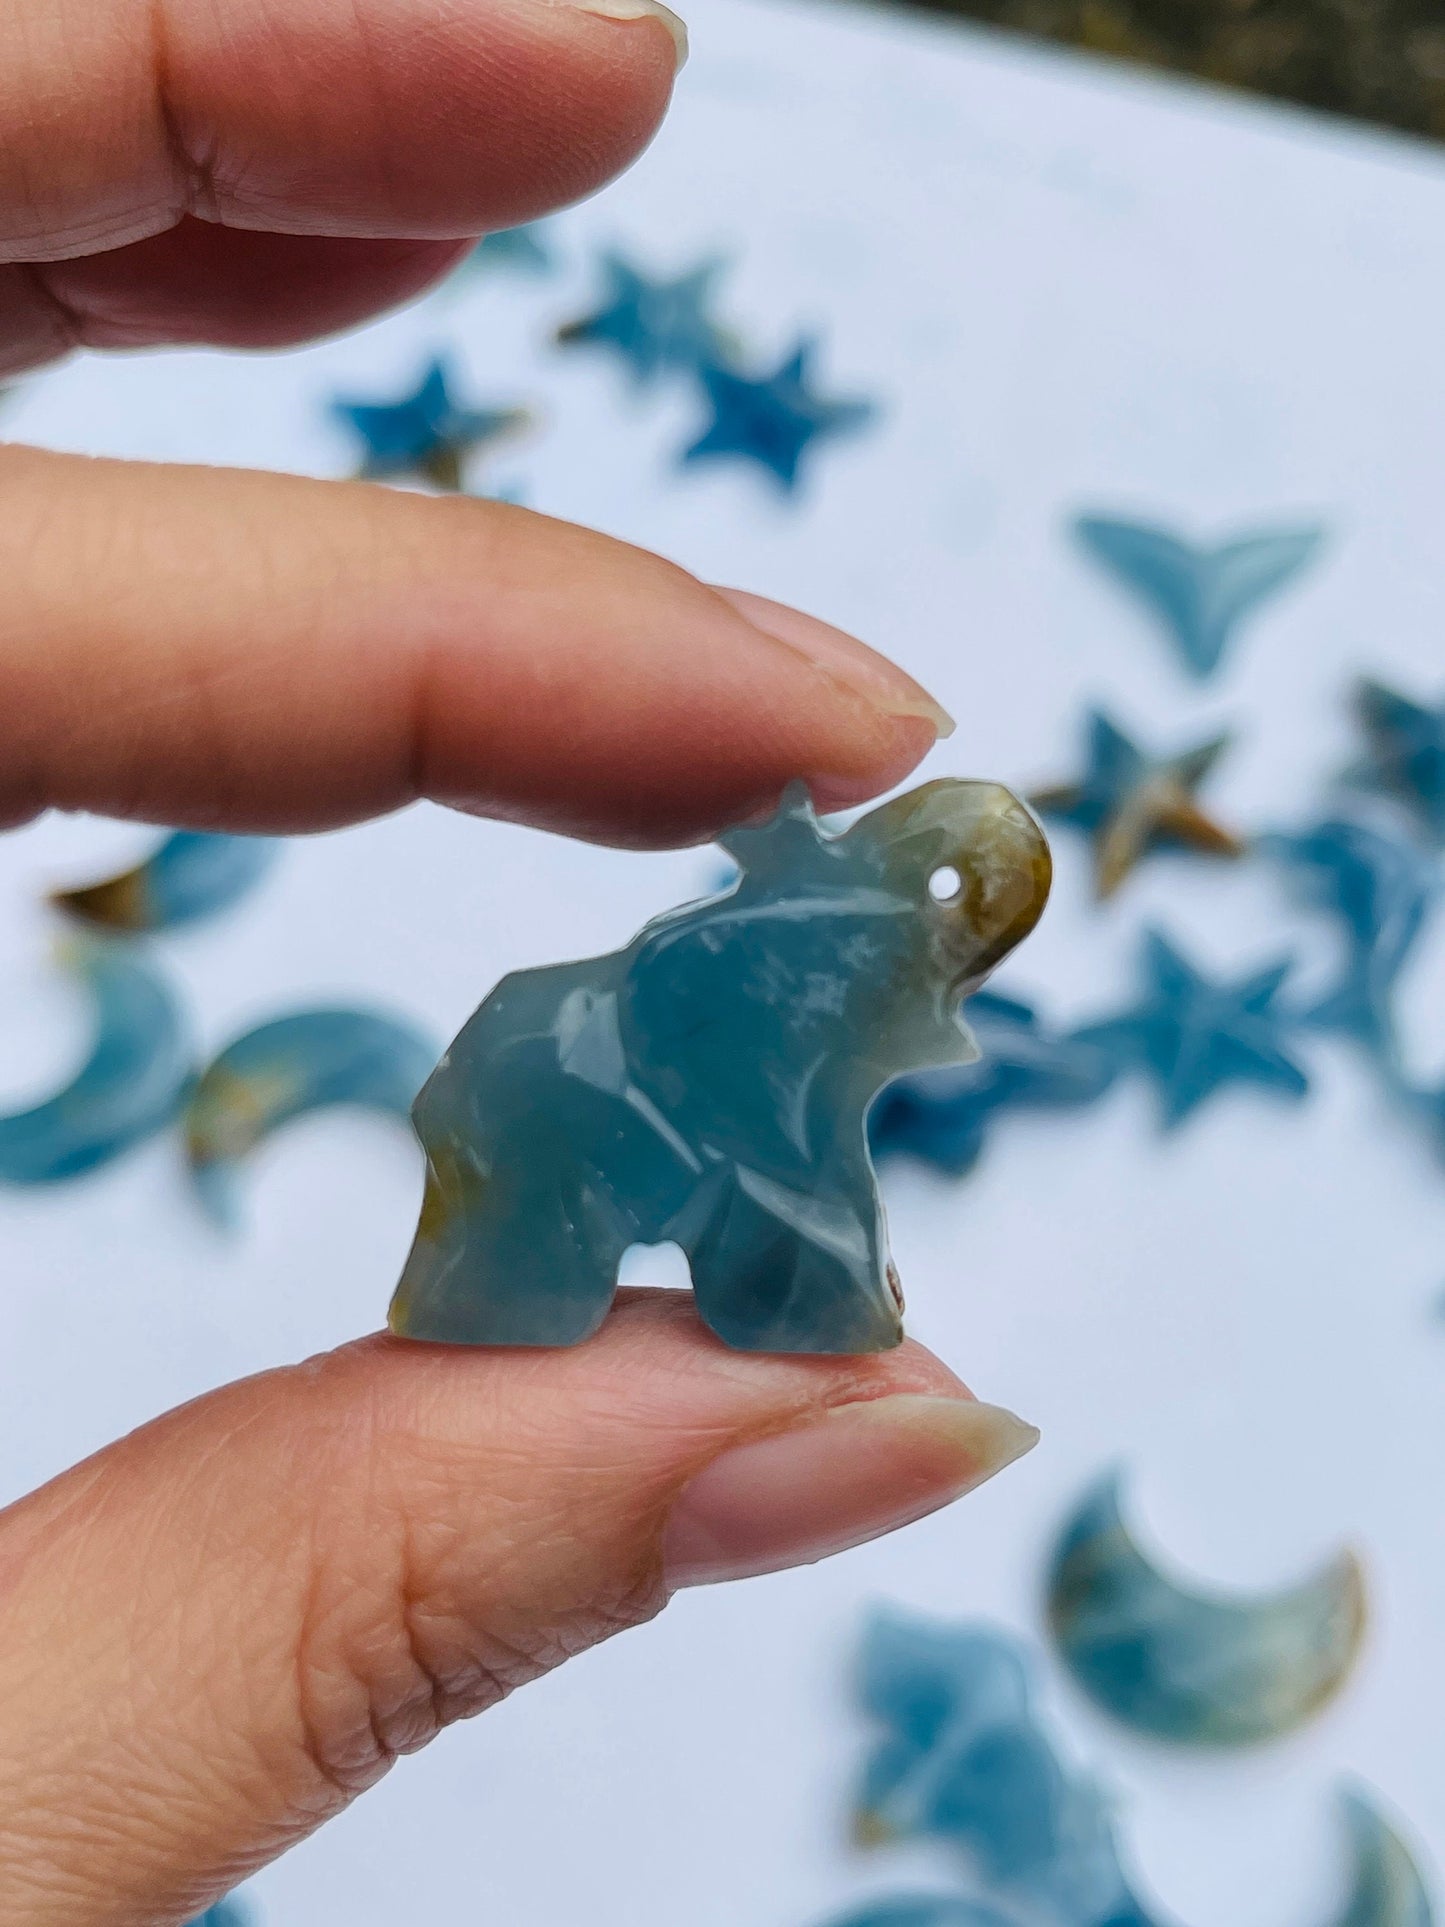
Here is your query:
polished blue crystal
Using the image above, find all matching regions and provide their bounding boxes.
[0,937,193,1184]
[186,1008,437,1226]
[681,341,876,492]
[856,1611,1150,1926]
[390,780,1051,1354]
[51,830,279,933]
[1031,708,1242,899]
[331,356,529,491]
[1348,678,1445,843]
[868,990,1116,1176]
[1263,813,1438,1057]
[1046,1472,1367,1748]
[1072,929,1309,1128]
[1073,515,1324,680]
[557,251,731,385]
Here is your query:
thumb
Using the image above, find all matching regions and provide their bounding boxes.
[0,1291,1036,1927]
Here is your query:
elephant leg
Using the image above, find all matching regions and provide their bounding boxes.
[678,1164,904,1354]
[388,1134,633,1345]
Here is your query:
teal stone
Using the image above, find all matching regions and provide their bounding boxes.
[1262,813,1437,1059]
[1348,678,1445,844]
[0,936,193,1185]
[1072,929,1310,1129]
[185,1008,437,1226]
[330,357,529,492]
[830,1612,1431,1927]
[854,1610,1153,1926]
[463,222,556,277]
[1046,1472,1368,1748]
[1333,1791,1436,1927]
[868,989,1117,1178]
[51,830,279,933]
[1031,707,1242,899]
[556,251,732,386]
[681,340,877,493]
[390,780,1051,1354]
[1072,515,1325,681]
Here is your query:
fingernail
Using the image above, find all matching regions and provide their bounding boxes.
[573,0,689,68]
[663,1395,1038,1589]
[715,586,956,741]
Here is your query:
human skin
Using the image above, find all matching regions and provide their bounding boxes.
[0,9,1039,1921]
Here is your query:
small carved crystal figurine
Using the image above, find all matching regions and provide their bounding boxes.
[389,779,1051,1354]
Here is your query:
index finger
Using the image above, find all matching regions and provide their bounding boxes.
[0,446,951,845]
[0,0,685,261]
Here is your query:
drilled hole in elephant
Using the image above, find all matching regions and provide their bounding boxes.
[928,864,963,903]
[617,1240,693,1291]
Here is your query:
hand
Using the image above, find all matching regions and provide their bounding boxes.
[0,8,1039,1922]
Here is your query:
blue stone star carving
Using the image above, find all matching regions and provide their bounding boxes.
[1073,515,1325,680]
[1347,677,1445,843]
[681,339,877,493]
[1072,929,1310,1128]
[869,990,1117,1175]
[331,357,530,492]
[1263,813,1438,1057]
[556,251,732,386]
[1031,708,1244,899]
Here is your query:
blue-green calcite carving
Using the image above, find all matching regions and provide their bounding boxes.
[854,1609,1153,1925]
[186,1008,437,1226]
[51,830,278,934]
[830,1610,1431,1927]
[0,937,193,1185]
[1335,1791,1436,1927]
[390,780,1051,1353]
[1046,1473,1368,1748]
[1072,515,1324,682]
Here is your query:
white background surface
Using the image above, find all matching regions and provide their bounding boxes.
[1,1,1444,1919]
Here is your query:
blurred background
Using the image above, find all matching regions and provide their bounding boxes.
[1,0,1443,1922]
[894,0,1445,144]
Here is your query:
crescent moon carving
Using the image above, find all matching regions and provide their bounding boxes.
[1046,1473,1367,1747]
[0,938,193,1184]
[184,1007,436,1224]
[1330,1789,1435,1927]
[52,831,279,933]
[825,1790,1433,1927]
[845,1610,1424,1927]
